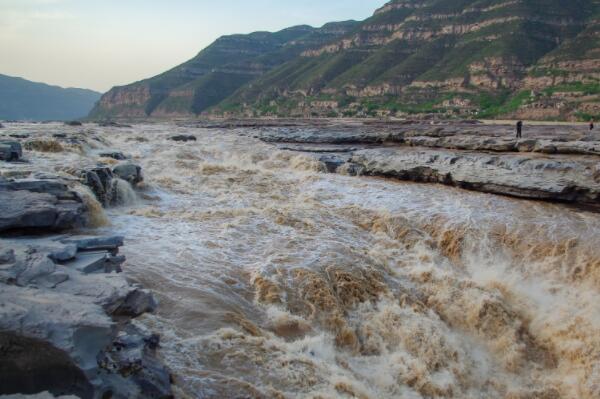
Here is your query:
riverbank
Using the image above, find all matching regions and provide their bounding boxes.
[0,123,172,399]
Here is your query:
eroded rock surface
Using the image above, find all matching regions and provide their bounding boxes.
[113,163,143,186]
[0,236,171,399]
[351,148,600,205]
[0,332,93,399]
[0,180,87,233]
[0,141,22,162]
[259,121,600,208]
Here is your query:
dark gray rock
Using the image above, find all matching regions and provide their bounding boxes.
[82,167,114,206]
[0,141,23,162]
[170,135,196,142]
[46,243,78,262]
[109,288,157,317]
[61,235,124,252]
[0,180,77,199]
[60,252,125,274]
[0,332,94,399]
[99,151,127,160]
[97,121,132,128]
[0,189,87,233]
[318,154,348,173]
[0,235,172,399]
[113,163,143,186]
[16,253,56,286]
[64,121,82,127]
[0,249,15,264]
[97,324,172,399]
[350,148,600,206]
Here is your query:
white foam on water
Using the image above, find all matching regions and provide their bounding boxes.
[13,123,598,398]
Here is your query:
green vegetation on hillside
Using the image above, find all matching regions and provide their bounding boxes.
[91,0,600,121]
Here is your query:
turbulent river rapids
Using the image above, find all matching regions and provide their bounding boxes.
[16,123,600,398]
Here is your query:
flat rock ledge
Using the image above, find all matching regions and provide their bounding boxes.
[258,122,600,208]
[0,179,88,233]
[348,148,600,206]
[0,235,172,399]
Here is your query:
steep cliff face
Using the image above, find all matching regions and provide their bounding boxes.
[219,0,600,120]
[91,0,600,121]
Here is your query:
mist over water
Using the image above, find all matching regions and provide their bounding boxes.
[62,124,600,398]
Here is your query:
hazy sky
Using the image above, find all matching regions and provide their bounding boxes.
[0,0,383,93]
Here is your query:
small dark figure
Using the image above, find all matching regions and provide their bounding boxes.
[516,120,523,139]
[590,119,594,131]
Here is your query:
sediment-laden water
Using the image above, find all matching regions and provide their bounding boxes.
[5,123,600,398]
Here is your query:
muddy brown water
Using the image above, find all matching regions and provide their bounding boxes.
[2,123,600,398]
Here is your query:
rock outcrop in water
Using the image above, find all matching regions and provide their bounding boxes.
[0,141,22,162]
[82,164,142,207]
[259,120,600,208]
[351,147,600,205]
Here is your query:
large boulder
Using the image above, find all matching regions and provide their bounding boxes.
[113,163,143,186]
[0,332,94,399]
[0,237,172,398]
[0,141,22,161]
[82,167,114,207]
[0,187,87,233]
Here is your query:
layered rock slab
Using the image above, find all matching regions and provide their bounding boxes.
[0,237,169,399]
[0,180,87,233]
[349,147,600,206]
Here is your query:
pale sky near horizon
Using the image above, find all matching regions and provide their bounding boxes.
[0,0,384,93]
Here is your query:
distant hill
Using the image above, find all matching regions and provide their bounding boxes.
[91,0,600,121]
[0,74,101,121]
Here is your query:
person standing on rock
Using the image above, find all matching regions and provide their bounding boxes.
[590,118,594,132]
[516,120,523,139]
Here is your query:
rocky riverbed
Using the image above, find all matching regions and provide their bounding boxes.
[0,124,171,399]
[2,120,600,399]
[255,119,600,208]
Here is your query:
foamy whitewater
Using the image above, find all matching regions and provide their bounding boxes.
[7,123,600,398]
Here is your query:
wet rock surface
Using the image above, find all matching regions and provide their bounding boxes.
[0,332,94,398]
[258,120,600,208]
[0,141,22,162]
[113,163,143,186]
[98,150,127,160]
[0,123,171,398]
[0,180,87,233]
[169,134,196,142]
[0,236,172,398]
[351,147,600,205]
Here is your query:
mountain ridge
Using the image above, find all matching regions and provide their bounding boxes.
[0,74,101,121]
[90,0,600,121]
